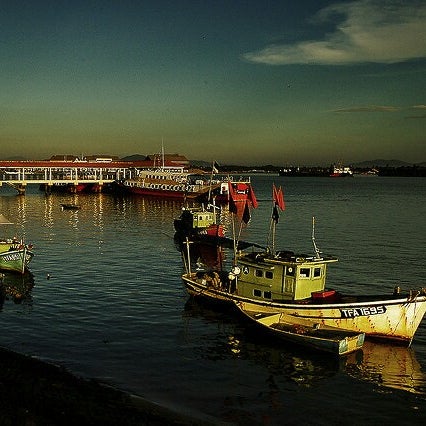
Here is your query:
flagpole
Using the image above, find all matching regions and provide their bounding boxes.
[208,161,214,203]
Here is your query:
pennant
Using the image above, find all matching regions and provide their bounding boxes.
[272,205,280,223]
[273,184,285,211]
[242,201,251,224]
[248,185,258,208]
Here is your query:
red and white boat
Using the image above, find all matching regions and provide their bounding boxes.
[122,166,219,201]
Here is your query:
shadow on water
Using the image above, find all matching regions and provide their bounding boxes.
[0,271,35,306]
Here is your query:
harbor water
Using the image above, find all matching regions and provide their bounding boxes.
[0,175,425,425]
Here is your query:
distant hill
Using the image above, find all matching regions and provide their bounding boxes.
[120,154,147,161]
[351,159,416,168]
[4,156,27,161]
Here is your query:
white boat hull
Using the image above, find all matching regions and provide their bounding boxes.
[182,273,426,345]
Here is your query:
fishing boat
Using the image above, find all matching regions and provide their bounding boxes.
[236,302,365,356]
[0,214,34,274]
[174,204,224,240]
[180,185,426,346]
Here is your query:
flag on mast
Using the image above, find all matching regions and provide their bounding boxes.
[273,184,285,211]
[247,185,258,208]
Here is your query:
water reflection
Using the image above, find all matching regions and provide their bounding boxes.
[345,341,426,394]
[183,298,340,387]
[183,297,426,395]
[0,271,35,306]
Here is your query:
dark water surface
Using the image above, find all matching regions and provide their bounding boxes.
[1,176,425,425]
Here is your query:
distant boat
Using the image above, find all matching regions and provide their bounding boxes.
[330,164,353,177]
[236,302,365,356]
[353,168,379,177]
[0,214,34,274]
[60,203,80,210]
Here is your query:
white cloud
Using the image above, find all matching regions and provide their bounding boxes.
[243,0,426,65]
[333,105,400,113]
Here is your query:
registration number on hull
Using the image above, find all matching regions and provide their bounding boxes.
[340,306,386,318]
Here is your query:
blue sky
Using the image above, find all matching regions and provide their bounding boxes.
[1,0,425,165]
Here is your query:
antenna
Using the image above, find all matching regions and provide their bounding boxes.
[161,138,165,168]
[312,216,321,259]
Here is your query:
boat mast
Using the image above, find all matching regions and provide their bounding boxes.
[161,138,165,168]
[312,216,321,259]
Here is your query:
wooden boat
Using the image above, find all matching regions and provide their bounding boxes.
[236,301,365,356]
[0,214,34,274]
[174,205,224,240]
[180,185,426,346]
[60,203,80,210]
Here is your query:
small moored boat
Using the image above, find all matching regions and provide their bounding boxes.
[0,214,34,274]
[236,302,365,356]
[60,203,80,210]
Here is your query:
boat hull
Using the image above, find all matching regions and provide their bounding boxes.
[0,247,34,274]
[125,186,205,199]
[238,306,365,355]
[182,273,426,345]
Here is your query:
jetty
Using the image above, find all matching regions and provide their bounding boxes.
[0,155,190,195]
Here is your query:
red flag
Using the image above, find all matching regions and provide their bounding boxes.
[228,181,238,214]
[242,201,251,224]
[247,185,258,208]
[273,184,285,211]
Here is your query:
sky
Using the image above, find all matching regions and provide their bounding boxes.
[1,0,425,166]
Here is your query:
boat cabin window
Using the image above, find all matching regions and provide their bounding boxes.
[253,289,272,299]
[286,266,295,276]
[265,271,273,279]
[313,267,321,278]
[255,270,263,277]
[299,268,310,278]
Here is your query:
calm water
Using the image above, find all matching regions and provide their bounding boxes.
[1,176,425,425]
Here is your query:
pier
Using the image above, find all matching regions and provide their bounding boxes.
[0,159,144,194]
